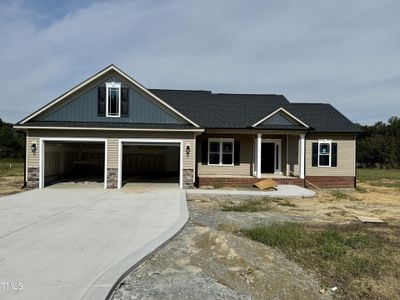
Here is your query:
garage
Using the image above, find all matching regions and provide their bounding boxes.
[40,139,106,188]
[118,140,182,188]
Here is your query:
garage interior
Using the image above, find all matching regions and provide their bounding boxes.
[44,141,105,187]
[122,143,180,186]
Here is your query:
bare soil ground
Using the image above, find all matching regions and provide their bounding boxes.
[276,182,400,225]
[113,179,400,300]
[0,160,25,196]
[0,176,25,196]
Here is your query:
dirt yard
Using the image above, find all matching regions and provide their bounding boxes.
[0,160,24,196]
[0,176,24,196]
[112,178,400,300]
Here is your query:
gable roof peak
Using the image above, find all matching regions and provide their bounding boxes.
[18,65,201,127]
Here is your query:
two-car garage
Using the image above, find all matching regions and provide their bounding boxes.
[40,138,182,188]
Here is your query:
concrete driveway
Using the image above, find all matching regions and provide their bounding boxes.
[0,183,188,300]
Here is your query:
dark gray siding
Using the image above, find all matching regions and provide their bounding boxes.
[262,112,300,126]
[38,75,187,124]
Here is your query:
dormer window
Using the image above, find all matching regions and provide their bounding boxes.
[106,82,121,117]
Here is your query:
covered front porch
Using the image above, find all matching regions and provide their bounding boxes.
[253,133,306,179]
[196,130,307,187]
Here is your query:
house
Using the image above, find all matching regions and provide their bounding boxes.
[15,65,361,189]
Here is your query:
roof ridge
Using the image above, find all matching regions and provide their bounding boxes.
[288,102,330,105]
[150,89,285,97]
[213,92,283,96]
[149,88,212,93]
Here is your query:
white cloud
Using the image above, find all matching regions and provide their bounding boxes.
[0,0,399,124]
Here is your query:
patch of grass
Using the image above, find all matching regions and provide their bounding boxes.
[241,222,397,299]
[242,223,312,249]
[355,185,368,193]
[0,160,24,177]
[277,199,296,207]
[368,180,400,189]
[221,199,271,212]
[330,190,349,199]
[357,168,400,181]
[330,190,360,201]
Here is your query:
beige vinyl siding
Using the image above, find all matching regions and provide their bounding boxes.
[183,138,195,170]
[26,129,196,172]
[197,134,253,176]
[306,133,356,177]
[107,138,118,168]
[27,135,40,168]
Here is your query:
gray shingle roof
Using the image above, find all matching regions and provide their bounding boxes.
[149,89,290,128]
[150,89,361,132]
[283,103,361,132]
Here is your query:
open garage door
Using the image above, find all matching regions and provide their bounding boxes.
[119,141,181,188]
[41,140,106,188]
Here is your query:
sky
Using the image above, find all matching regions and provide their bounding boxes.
[0,0,399,125]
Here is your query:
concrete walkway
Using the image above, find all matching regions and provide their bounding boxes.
[0,184,188,300]
[188,185,316,198]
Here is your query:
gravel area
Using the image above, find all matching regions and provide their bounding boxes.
[111,195,331,300]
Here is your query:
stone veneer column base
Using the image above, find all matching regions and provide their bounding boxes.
[182,169,194,189]
[107,168,118,188]
[27,167,39,189]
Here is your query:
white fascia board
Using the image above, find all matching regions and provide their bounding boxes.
[14,125,204,132]
[19,65,201,128]
[252,107,309,128]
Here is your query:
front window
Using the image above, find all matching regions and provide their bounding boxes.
[318,141,331,167]
[208,139,234,165]
[106,82,121,117]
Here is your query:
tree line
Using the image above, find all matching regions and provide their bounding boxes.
[357,116,400,168]
[0,119,25,159]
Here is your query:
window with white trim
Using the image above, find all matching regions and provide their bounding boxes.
[208,138,234,165]
[318,141,331,167]
[106,82,121,117]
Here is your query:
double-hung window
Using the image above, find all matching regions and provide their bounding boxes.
[208,138,234,165]
[106,82,121,117]
[318,140,331,167]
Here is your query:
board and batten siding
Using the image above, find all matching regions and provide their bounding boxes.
[37,73,186,125]
[26,129,196,172]
[197,134,253,176]
[305,133,356,177]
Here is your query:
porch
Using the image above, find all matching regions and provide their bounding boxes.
[196,131,306,187]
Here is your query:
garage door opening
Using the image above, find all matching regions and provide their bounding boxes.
[43,141,105,187]
[121,143,180,187]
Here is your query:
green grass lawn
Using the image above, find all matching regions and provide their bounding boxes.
[242,222,400,299]
[358,168,400,181]
[0,159,24,177]
[221,198,272,212]
[357,168,400,188]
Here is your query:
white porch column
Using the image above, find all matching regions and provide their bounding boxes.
[286,134,289,176]
[256,133,262,178]
[300,134,305,179]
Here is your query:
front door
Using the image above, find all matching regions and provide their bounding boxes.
[261,143,275,173]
